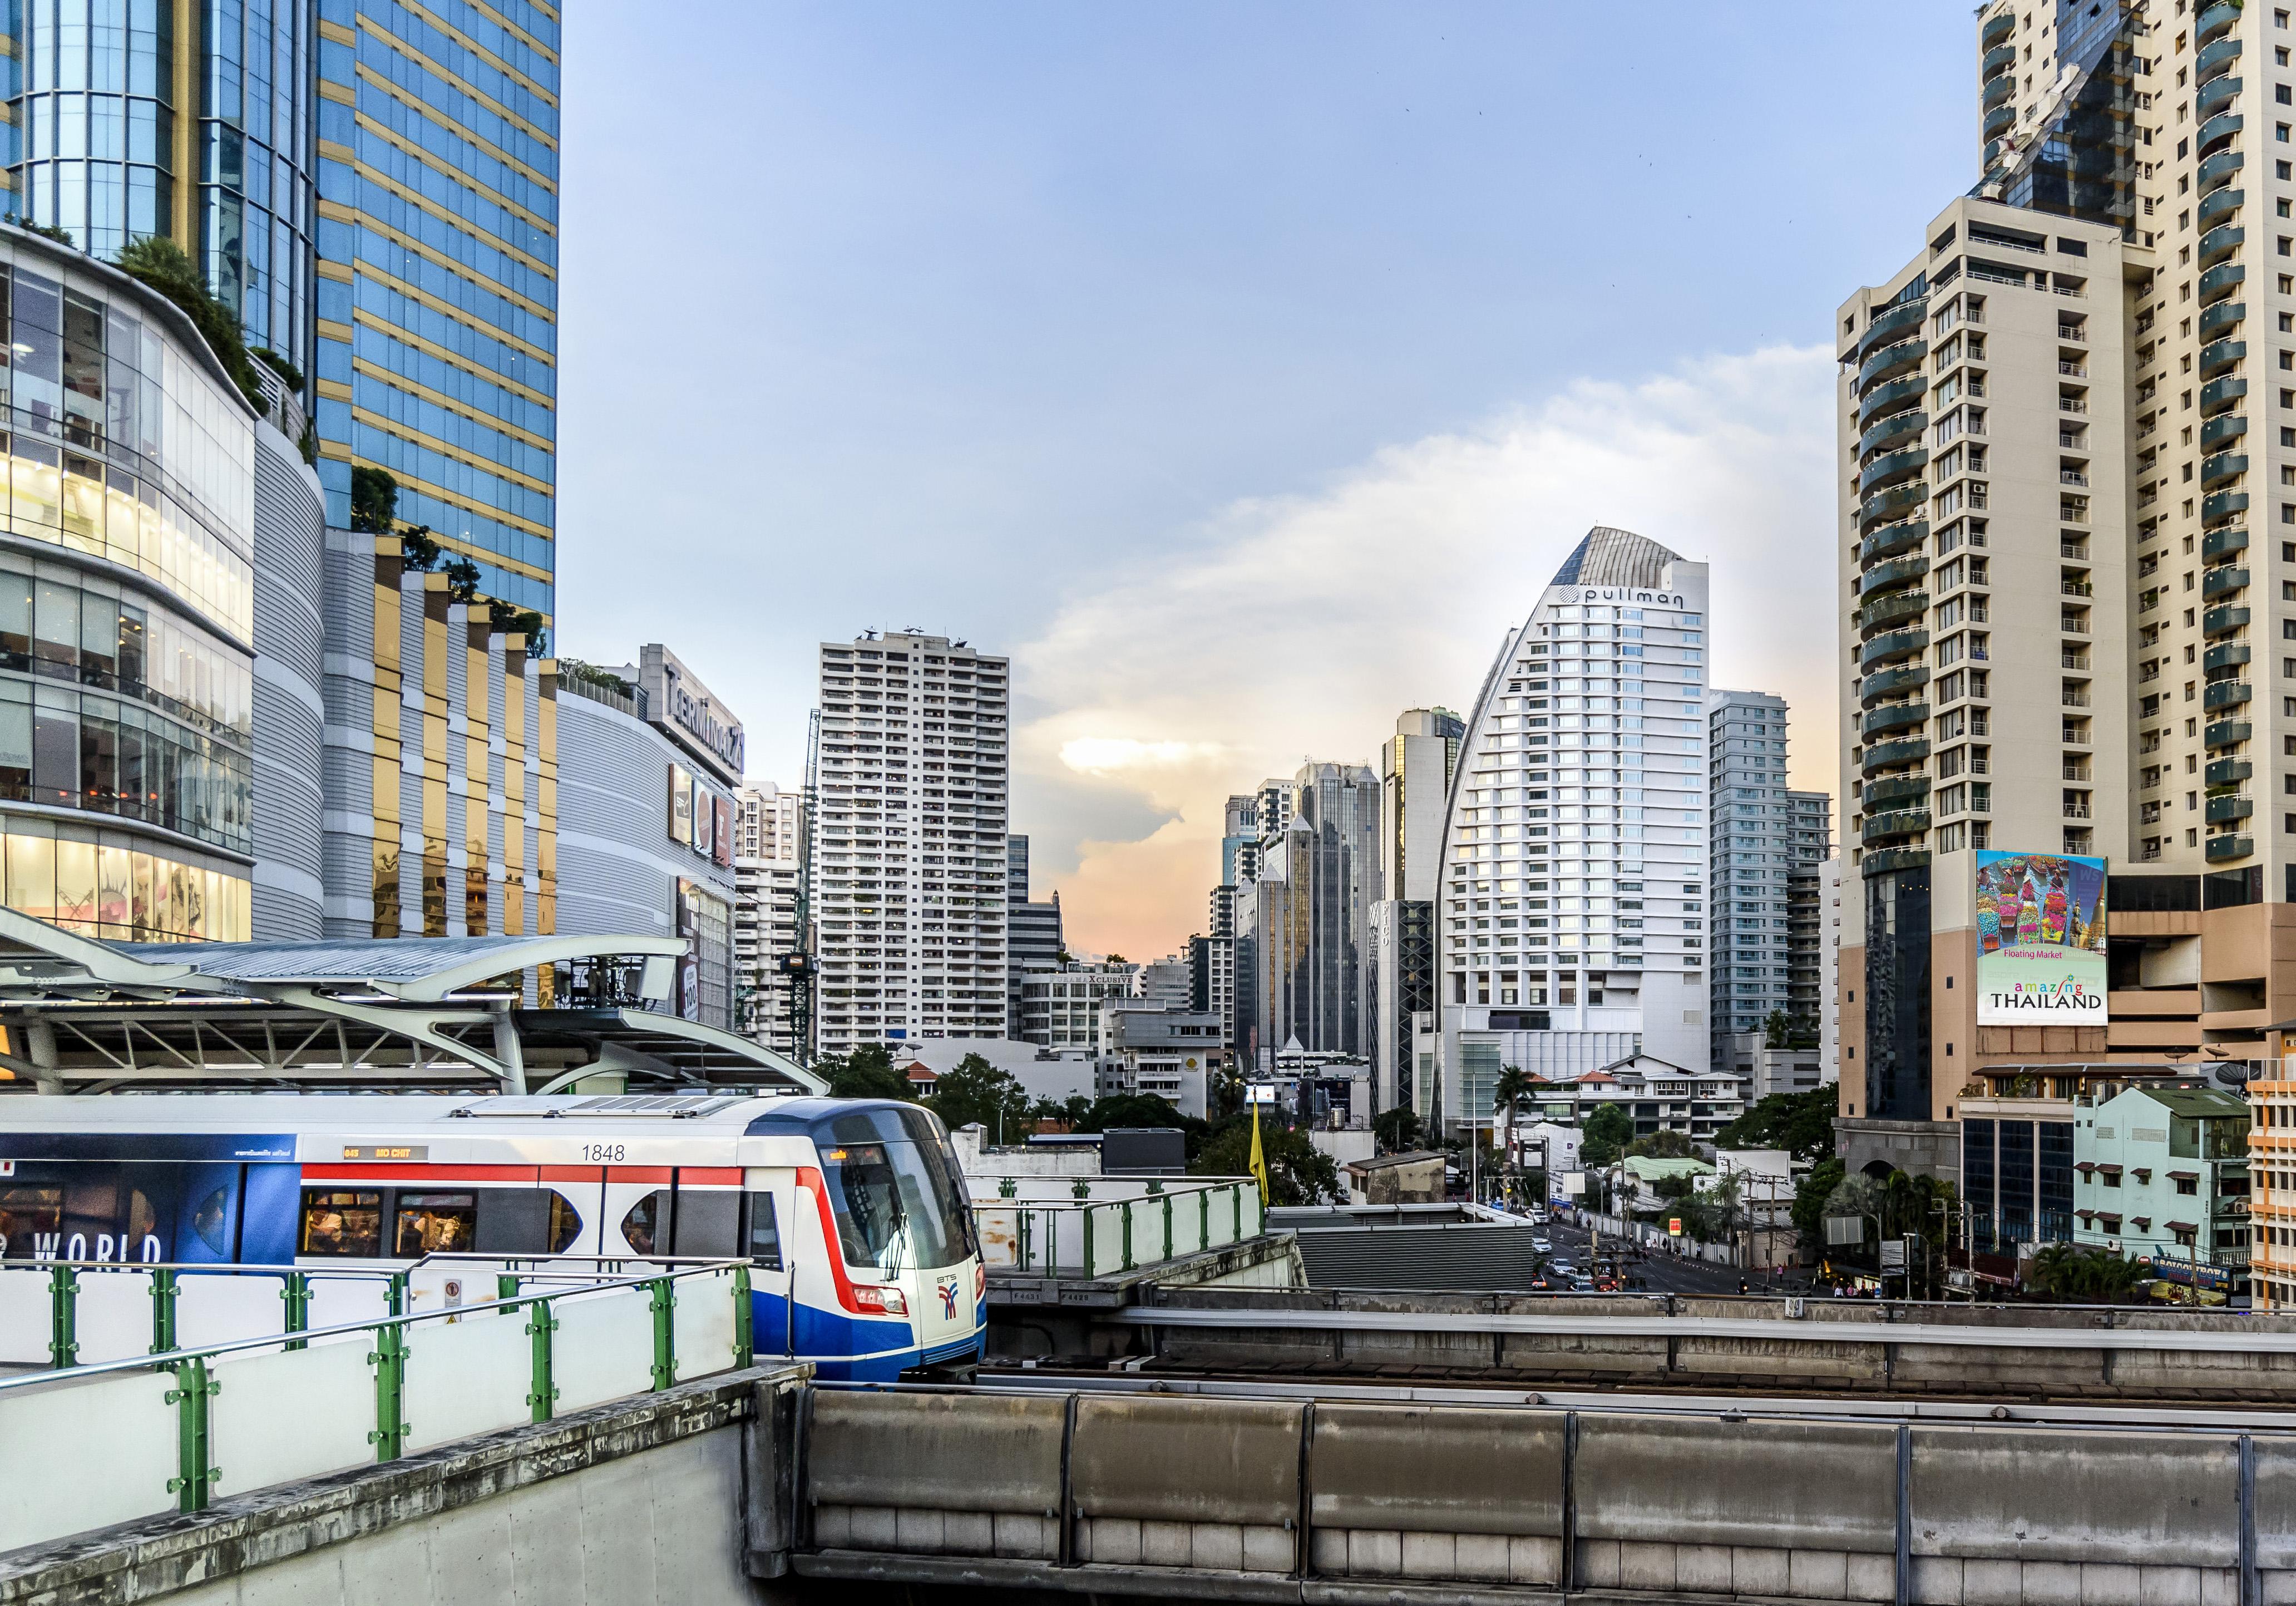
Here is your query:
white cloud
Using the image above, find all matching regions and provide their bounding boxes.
[1015,343,1840,955]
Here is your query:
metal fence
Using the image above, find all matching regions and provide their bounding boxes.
[974,1181,1262,1278]
[0,1258,756,1556]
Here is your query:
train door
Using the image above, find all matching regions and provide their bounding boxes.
[732,1170,793,1357]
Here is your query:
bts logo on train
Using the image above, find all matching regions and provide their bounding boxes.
[937,1275,961,1319]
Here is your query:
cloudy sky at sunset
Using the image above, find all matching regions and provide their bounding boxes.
[554,4,1978,958]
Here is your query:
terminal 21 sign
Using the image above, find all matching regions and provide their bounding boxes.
[1974,849,2108,1025]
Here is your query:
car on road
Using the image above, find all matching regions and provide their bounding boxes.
[1548,1259,1576,1279]
[1531,1236,1552,1253]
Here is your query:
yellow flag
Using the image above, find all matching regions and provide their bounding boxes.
[1249,1102,1270,1204]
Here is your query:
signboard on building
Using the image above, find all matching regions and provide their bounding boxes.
[1974,849,2108,1026]
[668,763,694,846]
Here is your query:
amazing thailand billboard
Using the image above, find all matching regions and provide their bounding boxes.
[1974,849,2108,1025]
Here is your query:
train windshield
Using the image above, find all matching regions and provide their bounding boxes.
[813,1107,979,1273]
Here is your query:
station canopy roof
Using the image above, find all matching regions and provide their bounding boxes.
[0,909,825,1097]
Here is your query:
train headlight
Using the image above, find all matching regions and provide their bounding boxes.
[852,1284,908,1317]
[975,1263,986,1301]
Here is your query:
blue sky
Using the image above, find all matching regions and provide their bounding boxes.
[556,3,1978,954]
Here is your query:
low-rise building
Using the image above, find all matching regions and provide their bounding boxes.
[1343,1151,1448,1205]
[1722,1031,1826,1102]
[1095,1001,1223,1119]
[1018,959,1138,1050]
[1621,1155,1715,1214]
[2074,1084,2252,1298]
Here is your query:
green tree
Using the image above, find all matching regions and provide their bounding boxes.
[1371,1105,1424,1154]
[1791,1157,1846,1245]
[442,556,482,603]
[1625,1128,1694,1160]
[816,1043,914,1102]
[113,235,268,408]
[1192,1115,1341,1204]
[1581,1103,1635,1171]
[925,1053,1033,1141]
[1715,1086,1838,1162]
[349,466,400,535]
[1078,1092,1202,1136]
[1763,1008,1791,1050]
[2028,1243,2147,1301]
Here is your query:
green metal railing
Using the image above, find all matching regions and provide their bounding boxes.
[978,1182,1262,1278]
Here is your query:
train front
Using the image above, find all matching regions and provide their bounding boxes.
[764,1101,985,1382]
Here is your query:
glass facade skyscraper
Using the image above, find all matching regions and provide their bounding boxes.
[9,0,319,378]
[312,0,558,618]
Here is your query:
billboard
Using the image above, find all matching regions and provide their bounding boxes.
[1974,849,2107,1025]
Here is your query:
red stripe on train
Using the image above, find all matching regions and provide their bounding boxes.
[301,1164,538,1183]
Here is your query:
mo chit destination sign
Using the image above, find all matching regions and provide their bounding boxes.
[1974,849,2107,1025]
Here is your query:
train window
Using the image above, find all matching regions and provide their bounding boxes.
[300,1190,382,1257]
[190,1189,230,1255]
[0,1184,62,1259]
[621,1190,668,1256]
[549,1191,584,1253]
[672,1188,739,1258]
[817,1143,903,1268]
[393,1194,476,1257]
[743,1193,781,1269]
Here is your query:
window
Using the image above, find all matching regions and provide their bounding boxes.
[622,1189,668,1255]
[299,1189,383,1258]
[393,1193,477,1257]
[746,1191,783,1268]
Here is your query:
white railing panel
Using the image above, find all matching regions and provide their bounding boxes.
[0,1366,177,1550]
[178,1273,288,1352]
[404,1307,533,1454]
[0,1267,53,1364]
[671,1269,738,1382]
[306,1274,393,1344]
[210,1336,377,1498]
[975,1207,1021,1269]
[74,1270,156,1364]
[1089,1205,1124,1278]
[552,1287,655,1413]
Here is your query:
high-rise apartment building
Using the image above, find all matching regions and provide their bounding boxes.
[810,631,1009,1053]
[1832,0,2296,1185]
[1706,691,1794,1065]
[1434,526,1710,1135]
[736,784,804,1056]
[1786,790,1834,1030]
[1370,707,1463,1113]
[1235,760,1379,1070]
[1005,833,1063,1037]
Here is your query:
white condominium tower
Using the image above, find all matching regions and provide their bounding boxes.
[810,633,1011,1054]
[1434,526,1712,1136]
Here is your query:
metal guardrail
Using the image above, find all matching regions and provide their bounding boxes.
[0,1258,756,1555]
[976,1183,1262,1278]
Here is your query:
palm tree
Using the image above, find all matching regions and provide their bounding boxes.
[1492,1065,1535,1208]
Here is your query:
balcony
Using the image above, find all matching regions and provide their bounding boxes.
[2060,540,2087,559]
[2203,451,2249,490]
[2200,145,2245,193]
[1863,773,1931,811]
[1857,589,1928,633]
[1982,101,2016,140]
[2199,221,2246,269]
[1860,551,1929,595]
[2205,679,2255,712]
[2205,604,2252,638]
[1861,703,1930,745]
[2209,757,2254,787]
[1859,298,1928,359]
[1862,808,1932,846]
[2203,491,2250,528]
[2200,408,2249,446]
[2198,113,2245,163]
[1862,846,1933,879]
[1860,663,1930,707]
[2060,395,2087,413]
[2202,264,2249,312]
[2207,794,2255,824]
[2203,525,2250,561]
[2195,379,2250,420]
[2206,718,2254,751]
[1860,481,1927,533]
[2199,74,2245,124]
[2062,689,2092,709]
[2199,36,2245,89]
[2200,300,2248,342]
[1860,519,1929,564]
[2061,579,2093,597]
[2204,565,2251,601]
[1982,41,2017,77]
[1858,408,1927,460]
[2204,642,2253,673]
[1857,373,1927,428]
[1859,446,1930,497]
[1981,8,2013,48]
[1861,736,1931,775]
[2058,360,2087,377]
[1860,627,1929,669]
[1857,338,1928,396]
[2199,0,2243,48]
[2205,833,2254,864]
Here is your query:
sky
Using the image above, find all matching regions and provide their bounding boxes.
[555,3,1979,959]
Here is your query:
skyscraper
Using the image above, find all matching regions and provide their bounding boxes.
[1705,690,1794,1065]
[1237,761,1378,1070]
[810,632,1010,1054]
[736,784,804,1056]
[1435,525,1710,1135]
[1005,832,1063,1037]
[1370,707,1463,1113]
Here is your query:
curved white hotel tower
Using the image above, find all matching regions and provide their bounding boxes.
[1434,526,1711,1135]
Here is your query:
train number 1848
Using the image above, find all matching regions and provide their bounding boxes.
[579,1143,626,1164]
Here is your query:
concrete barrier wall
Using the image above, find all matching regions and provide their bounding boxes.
[797,1388,2296,1604]
[807,1390,1065,1562]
